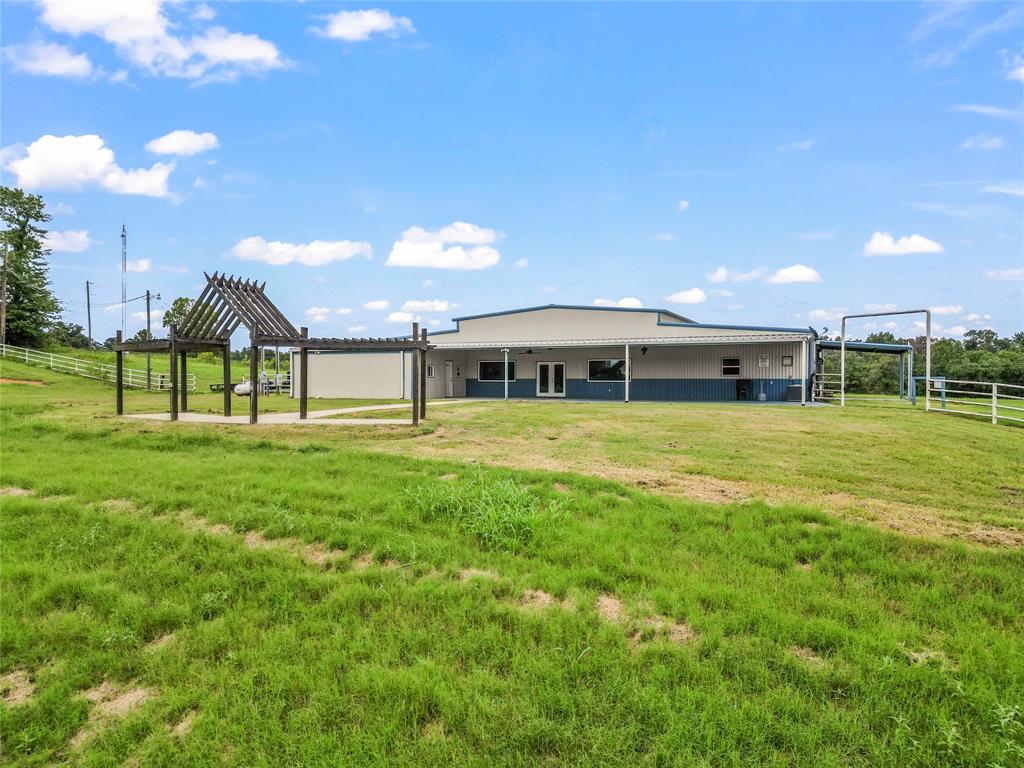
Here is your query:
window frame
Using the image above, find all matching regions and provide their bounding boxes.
[781,355,793,367]
[587,358,628,382]
[426,363,436,378]
[721,357,741,377]
[477,360,516,382]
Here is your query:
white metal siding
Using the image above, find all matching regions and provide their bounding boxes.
[291,351,412,399]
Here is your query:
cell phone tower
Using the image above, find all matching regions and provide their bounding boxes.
[121,224,127,336]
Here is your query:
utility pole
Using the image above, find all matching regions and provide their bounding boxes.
[144,290,159,389]
[85,280,93,347]
[120,224,127,337]
[0,241,8,347]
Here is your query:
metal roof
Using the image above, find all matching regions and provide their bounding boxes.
[817,340,912,353]
[450,303,695,324]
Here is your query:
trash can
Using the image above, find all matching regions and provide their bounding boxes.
[736,379,751,400]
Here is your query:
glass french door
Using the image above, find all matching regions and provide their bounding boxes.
[536,362,566,397]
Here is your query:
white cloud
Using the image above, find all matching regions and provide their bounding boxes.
[386,221,501,270]
[654,232,676,242]
[347,325,367,334]
[676,200,690,213]
[864,303,899,313]
[3,134,174,198]
[125,258,150,273]
[192,4,216,22]
[915,6,1024,69]
[401,299,455,312]
[808,307,848,322]
[3,41,93,78]
[334,307,352,315]
[231,236,372,267]
[422,279,435,288]
[961,133,1003,150]
[965,313,992,322]
[363,299,389,310]
[795,230,836,240]
[884,322,899,330]
[706,266,767,283]
[1005,51,1024,81]
[386,310,416,323]
[52,202,75,215]
[312,9,415,42]
[145,130,219,156]
[131,308,165,330]
[35,0,288,83]
[305,307,332,323]
[593,297,643,308]
[44,229,92,252]
[981,180,1024,198]
[863,232,944,257]
[711,289,734,298]
[944,325,968,337]
[515,258,528,268]
[663,288,707,305]
[193,177,208,189]
[779,139,814,152]
[985,266,1024,281]
[929,305,963,315]
[951,104,1024,124]
[766,264,822,284]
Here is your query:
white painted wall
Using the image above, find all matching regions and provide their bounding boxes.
[291,351,412,399]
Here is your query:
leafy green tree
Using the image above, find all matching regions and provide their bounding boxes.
[162,296,194,330]
[0,187,60,347]
[47,321,92,349]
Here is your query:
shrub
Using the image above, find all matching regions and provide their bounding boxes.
[408,476,566,553]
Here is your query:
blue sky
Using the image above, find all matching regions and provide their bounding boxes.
[2,1,1022,343]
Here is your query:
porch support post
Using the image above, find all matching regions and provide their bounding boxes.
[624,344,630,403]
[909,347,916,405]
[299,326,308,420]
[898,351,905,399]
[115,330,123,415]
[169,325,178,422]
[503,348,509,401]
[222,344,231,417]
[179,351,188,413]
[411,322,420,426]
[924,311,932,413]
[800,339,807,405]
[420,328,427,420]
[249,331,259,425]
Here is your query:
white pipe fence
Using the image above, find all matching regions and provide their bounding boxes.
[926,378,1024,426]
[0,343,196,392]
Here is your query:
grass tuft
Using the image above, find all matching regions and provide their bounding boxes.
[408,476,566,553]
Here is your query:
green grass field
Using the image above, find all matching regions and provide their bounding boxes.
[2,360,1022,767]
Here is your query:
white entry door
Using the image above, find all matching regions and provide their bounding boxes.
[536,362,566,397]
[444,360,454,397]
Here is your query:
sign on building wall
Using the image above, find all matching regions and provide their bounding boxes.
[758,353,770,368]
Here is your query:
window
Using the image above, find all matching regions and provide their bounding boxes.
[588,359,626,381]
[721,357,741,376]
[427,364,436,378]
[478,360,516,382]
[781,355,793,367]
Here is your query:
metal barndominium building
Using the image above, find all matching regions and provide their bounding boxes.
[113,272,432,425]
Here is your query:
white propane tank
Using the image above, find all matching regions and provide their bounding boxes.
[234,381,252,396]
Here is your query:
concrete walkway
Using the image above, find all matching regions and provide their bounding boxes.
[124,399,484,426]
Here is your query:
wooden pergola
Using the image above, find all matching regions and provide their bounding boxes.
[114,272,431,424]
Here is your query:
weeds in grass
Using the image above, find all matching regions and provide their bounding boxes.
[407,476,566,553]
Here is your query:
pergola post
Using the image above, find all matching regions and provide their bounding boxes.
[222,344,232,416]
[624,343,630,403]
[115,330,124,415]
[249,331,259,425]
[411,322,420,426]
[299,326,308,420]
[420,327,427,420]
[179,351,188,413]
[169,325,178,422]
[503,348,509,401]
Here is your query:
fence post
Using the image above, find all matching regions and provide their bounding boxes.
[992,382,998,426]
[115,331,123,415]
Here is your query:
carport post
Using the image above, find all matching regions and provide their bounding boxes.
[115,330,123,415]
[411,322,420,426]
[800,338,807,405]
[222,344,231,416]
[179,351,188,413]
[624,343,630,403]
[169,325,178,422]
[898,351,905,399]
[299,326,308,420]
[924,311,932,413]
[420,328,427,420]
[249,331,259,425]
[503,348,509,401]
